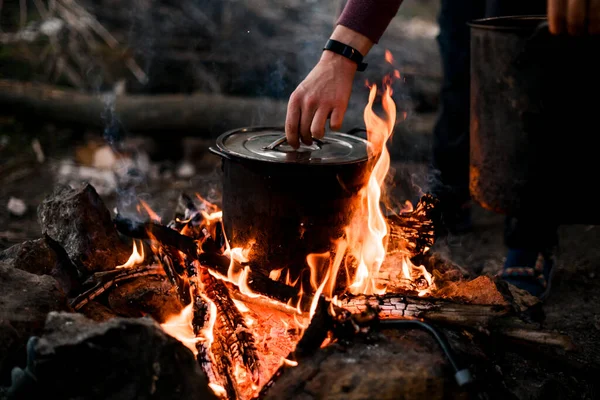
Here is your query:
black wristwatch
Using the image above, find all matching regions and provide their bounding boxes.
[323,39,368,71]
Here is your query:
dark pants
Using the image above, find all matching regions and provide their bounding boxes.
[433,0,558,250]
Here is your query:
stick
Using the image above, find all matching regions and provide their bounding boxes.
[70,264,164,310]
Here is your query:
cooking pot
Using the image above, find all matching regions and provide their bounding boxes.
[469,16,600,224]
[209,127,372,273]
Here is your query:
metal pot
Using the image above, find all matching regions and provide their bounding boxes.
[469,16,600,224]
[209,127,371,273]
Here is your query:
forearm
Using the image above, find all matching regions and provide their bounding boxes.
[337,0,404,44]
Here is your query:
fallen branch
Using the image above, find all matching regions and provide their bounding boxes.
[0,79,289,133]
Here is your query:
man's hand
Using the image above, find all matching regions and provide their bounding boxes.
[548,0,600,35]
[285,52,356,148]
[285,25,373,149]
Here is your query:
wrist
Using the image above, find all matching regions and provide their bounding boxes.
[330,25,373,56]
[319,50,359,73]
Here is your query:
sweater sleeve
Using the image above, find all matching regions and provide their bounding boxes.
[336,0,403,44]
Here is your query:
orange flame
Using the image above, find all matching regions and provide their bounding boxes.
[384,49,394,64]
[116,240,145,269]
[160,302,201,355]
[345,80,395,295]
[138,199,162,223]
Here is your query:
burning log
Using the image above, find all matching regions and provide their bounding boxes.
[387,193,439,259]
[114,214,301,306]
[191,295,222,392]
[199,267,261,386]
[340,294,572,351]
[156,245,190,304]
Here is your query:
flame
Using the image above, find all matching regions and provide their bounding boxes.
[384,49,394,64]
[282,358,298,367]
[160,302,201,355]
[139,199,162,223]
[195,193,220,213]
[344,80,395,295]
[116,240,145,268]
[269,268,283,281]
[292,51,434,298]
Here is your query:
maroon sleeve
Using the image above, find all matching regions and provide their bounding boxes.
[336,0,403,44]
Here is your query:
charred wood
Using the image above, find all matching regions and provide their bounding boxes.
[340,294,573,351]
[114,214,199,256]
[387,193,440,260]
[199,267,261,386]
[70,264,164,310]
[114,214,302,306]
[191,294,223,394]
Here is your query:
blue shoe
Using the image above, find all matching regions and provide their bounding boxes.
[499,248,555,300]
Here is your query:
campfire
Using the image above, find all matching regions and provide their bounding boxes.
[84,74,439,399]
[1,62,574,400]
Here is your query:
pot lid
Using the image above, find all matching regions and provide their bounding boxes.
[215,126,370,165]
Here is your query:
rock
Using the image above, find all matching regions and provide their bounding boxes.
[0,237,80,295]
[0,264,69,385]
[0,264,69,334]
[107,275,185,323]
[37,184,130,276]
[7,312,217,400]
[0,239,58,276]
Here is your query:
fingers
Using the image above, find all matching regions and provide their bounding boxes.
[590,0,600,34]
[310,108,330,140]
[285,93,301,149]
[299,102,317,146]
[548,0,600,35]
[329,105,347,132]
[548,0,567,34]
[567,0,587,35]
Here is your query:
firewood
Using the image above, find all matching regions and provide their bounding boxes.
[191,294,224,394]
[340,294,573,351]
[387,193,439,259]
[199,267,261,386]
[115,214,303,306]
[70,264,164,310]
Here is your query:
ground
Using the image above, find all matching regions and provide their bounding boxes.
[1,0,600,398]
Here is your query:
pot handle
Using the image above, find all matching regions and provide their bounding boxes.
[209,146,232,160]
[262,136,324,150]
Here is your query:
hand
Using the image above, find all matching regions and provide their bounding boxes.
[285,52,356,148]
[548,0,600,35]
[285,25,373,149]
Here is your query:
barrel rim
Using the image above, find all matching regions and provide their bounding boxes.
[468,15,546,31]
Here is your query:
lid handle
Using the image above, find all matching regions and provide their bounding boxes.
[263,136,325,151]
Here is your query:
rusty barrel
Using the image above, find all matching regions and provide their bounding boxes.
[469,16,600,224]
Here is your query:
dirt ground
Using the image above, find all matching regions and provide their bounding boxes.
[1,1,599,397]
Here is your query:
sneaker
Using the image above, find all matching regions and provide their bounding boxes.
[499,248,556,300]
